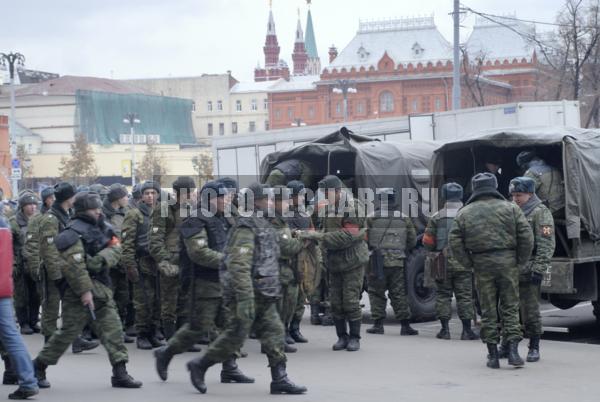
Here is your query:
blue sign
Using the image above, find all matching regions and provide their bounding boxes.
[504,106,517,115]
[11,159,20,169]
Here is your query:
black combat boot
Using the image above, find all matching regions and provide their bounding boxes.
[498,341,509,358]
[269,362,307,395]
[162,321,177,340]
[220,358,255,384]
[400,320,419,336]
[527,336,541,362]
[111,362,142,388]
[436,319,451,340]
[284,328,296,345]
[507,340,525,367]
[332,319,349,351]
[284,343,297,353]
[460,319,480,340]
[289,318,308,343]
[187,357,216,394]
[346,320,361,352]
[8,386,39,400]
[366,318,384,334]
[32,358,50,388]
[2,355,18,385]
[136,334,153,350]
[320,308,334,326]
[486,343,500,369]
[154,327,165,341]
[149,333,166,348]
[187,344,202,353]
[310,303,321,325]
[125,325,137,338]
[197,331,211,345]
[154,346,175,381]
[19,323,34,336]
[123,333,135,344]
[71,335,100,354]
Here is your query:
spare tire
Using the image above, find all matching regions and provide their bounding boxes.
[405,248,436,322]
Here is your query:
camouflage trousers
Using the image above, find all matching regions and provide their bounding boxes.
[159,273,179,324]
[168,278,224,355]
[13,270,40,327]
[110,268,130,326]
[368,266,411,321]
[204,296,286,367]
[519,281,542,337]
[133,271,161,335]
[475,265,522,344]
[278,282,299,327]
[435,269,474,321]
[37,289,128,366]
[40,275,61,337]
[330,265,365,322]
[293,288,306,322]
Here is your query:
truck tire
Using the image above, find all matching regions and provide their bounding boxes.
[548,295,579,310]
[405,248,436,322]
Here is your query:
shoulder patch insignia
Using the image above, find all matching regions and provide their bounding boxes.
[541,225,553,237]
[72,253,83,262]
[122,231,127,239]
[152,227,159,233]
[196,238,207,247]
[239,246,250,254]
[46,237,54,244]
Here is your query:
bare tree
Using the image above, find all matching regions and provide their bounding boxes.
[461,48,488,107]
[135,143,167,182]
[191,150,213,187]
[59,133,98,185]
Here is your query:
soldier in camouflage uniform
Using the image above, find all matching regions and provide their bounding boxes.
[299,175,369,352]
[270,185,305,352]
[516,151,565,214]
[149,176,196,340]
[9,193,40,335]
[423,183,478,340]
[265,159,314,188]
[449,173,533,369]
[186,183,306,395]
[365,188,418,336]
[509,177,555,362]
[102,183,133,343]
[32,192,142,389]
[154,180,253,384]
[121,181,164,350]
[37,183,100,353]
[24,187,55,294]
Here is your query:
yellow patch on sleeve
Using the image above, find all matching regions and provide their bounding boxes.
[541,225,553,238]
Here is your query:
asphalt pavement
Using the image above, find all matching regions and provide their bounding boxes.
[11,299,600,402]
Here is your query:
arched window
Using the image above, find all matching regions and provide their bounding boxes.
[379,91,394,113]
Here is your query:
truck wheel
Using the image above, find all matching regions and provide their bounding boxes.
[405,248,436,322]
[548,295,579,310]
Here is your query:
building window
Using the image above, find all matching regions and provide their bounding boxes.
[264,98,268,110]
[308,106,315,119]
[265,120,270,131]
[207,101,213,112]
[336,102,342,116]
[275,109,281,120]
[434,97,442,111]
[251,99,258,111]
[357,101,364,115]
[232,122,238,134]
[412,98,418,113]
[207,123,213,136]
[236,100,242,111]
[379,91,394,113]
[287,107,294,119]
[219,122,225,136]
[217,100,223,111]
[249,121,256,132]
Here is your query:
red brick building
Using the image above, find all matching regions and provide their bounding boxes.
[0,116,10,197]
[265,15,542,130]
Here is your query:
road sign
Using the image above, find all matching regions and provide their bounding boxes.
[11,159,20,169]
[11,168,22,180]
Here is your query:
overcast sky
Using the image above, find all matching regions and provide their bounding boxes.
[2,0,566,83]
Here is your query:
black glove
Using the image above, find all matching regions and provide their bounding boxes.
[531,271,543,286]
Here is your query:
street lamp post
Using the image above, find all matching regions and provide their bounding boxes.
[123,113,140,187]
[332,79,357,122]
[1,52,25,198]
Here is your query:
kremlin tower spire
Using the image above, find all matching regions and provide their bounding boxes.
[292,9,308,75]
[255,0,290,82]
[304,0,321,75]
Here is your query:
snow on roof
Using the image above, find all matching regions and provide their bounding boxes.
[230,80,277,93]
[269,75,319,92]
[328,16,453,70]
[12,75,157,97]
[466,16,536,62]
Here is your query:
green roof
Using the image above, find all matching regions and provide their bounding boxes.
[305,10,318,59]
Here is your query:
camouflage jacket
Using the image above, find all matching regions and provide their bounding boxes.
[121,203,156,275]
[367,211,416,268]
[449,196,534,271]
[524,160,565,213]
[150,203,186,265]
[521,201,555,278]
[9,211,30,276]
[423,202,468,272]
[24,210,46,280]
[39,205,71,281]
[270,214,304,285]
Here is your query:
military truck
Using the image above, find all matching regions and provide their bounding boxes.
[432,126,600,317]
[260,127,440,320]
